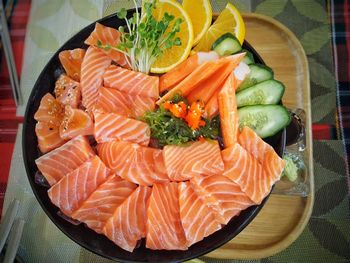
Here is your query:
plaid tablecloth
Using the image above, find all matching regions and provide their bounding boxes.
[0,0,349,262]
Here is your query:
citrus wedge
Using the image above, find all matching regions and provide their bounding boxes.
[193,3,245,52]
[182,0,212,46]
[149,0,194,74]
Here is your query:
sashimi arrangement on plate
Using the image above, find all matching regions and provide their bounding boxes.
[23,0,291,262]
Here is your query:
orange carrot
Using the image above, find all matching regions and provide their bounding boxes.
[218,72,239,148]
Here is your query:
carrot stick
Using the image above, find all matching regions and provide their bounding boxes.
[218,72,239,148]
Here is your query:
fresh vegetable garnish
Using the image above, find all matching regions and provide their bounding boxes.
[97,0,183,74]
[143,98,219,146]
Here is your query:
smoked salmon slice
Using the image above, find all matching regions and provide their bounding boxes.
[163,140,224,181]
[178,181,221,247]
[35,122,66,153]
[222,143,270,204]
[191,174,254,224]
[103,186,151,252]
[97,140,169,186]
[34,93,64,126]
[48,155,111,216]
[218,72,239,148]
[80,46,111,110]
[159,51,219,93]
[59,105,94,140]
[58,48,86,81]
[71,175,137,233]
[94,112,150,146]
[54,75,81,108]
[146,182,187,250]
[85,22,129,67]
[238,127,285,183]
[35,135,95,186]
[103,65,159,98]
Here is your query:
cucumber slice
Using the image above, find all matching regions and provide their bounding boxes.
[212,33,242,56]
[236,79,285,107]
[238,105,291,138]
[237,64,274,92]
[241,49,255,65]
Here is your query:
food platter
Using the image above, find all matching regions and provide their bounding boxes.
[22,9,286,263]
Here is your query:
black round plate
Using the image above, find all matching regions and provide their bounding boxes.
[23,10,286,263]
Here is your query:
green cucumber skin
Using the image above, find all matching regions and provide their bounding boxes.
[236,79,285,107]
[238,105,291,138]
[241,49,255,65]
[212,33,242,56]
[237,64,274,92]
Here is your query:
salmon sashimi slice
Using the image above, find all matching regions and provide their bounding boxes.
[204,90,219,119]
[238,127,286,182]
[94,86,132,117]
[103,186,151,252]
[97,140,169,186]
[187,53,244,104]
[157,54,244,105]
[218,72,239,148]
[48,155,111,216]
[58,48,86,81]
[191,174,254,224]
[127,94,155,118]
[146,182,187,250]
[54,74,81,108]
[35,122,66,153]
[34,93,64,126]
[59,105,94,140]
[71,175,137,233]
[85,22,129,67]
[35,135,95,186]
[178,181,222,247]
[163,140,224,181]
[159,51,219,93]
[222,143,271,204]
[94,112,150,146]
[103,65,159,98]
[81,46,111,110]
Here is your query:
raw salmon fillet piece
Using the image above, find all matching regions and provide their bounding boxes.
[222,143,270,204]
[35,135,95,186]
[35,122,66,153]
[238,127,285,183]
[71,175,137,233]
[48,155,111,216]
[34,93,64,126]
[146,182,187,250]
[178,182,221,247]
[103,65,159,98]
[163,140,224,181]
[80,46,111,110]
[127,94,155,118]
[58,48,85,81]
[54,74,81,108]
[103,186,151,252]
[94,112,150,146]
[97,140,169,186]
[191,174,254,224]
[85,22,129,67]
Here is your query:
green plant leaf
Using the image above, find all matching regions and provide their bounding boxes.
[308,57,335,91]
[311,92,334,122]
[313,179,347,217]
[69,0,99,21]
[309,218,350,259]
[301,25,330,55]
[291,0,328,23]
[29,25,59,52]
[31,0,65,22]
[255,0,288,17]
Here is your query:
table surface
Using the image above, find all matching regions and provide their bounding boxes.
[1,0,349,262]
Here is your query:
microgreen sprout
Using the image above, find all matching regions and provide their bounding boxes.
[96,0,183,74]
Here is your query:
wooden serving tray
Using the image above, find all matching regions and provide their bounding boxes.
[206,13,314,260]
